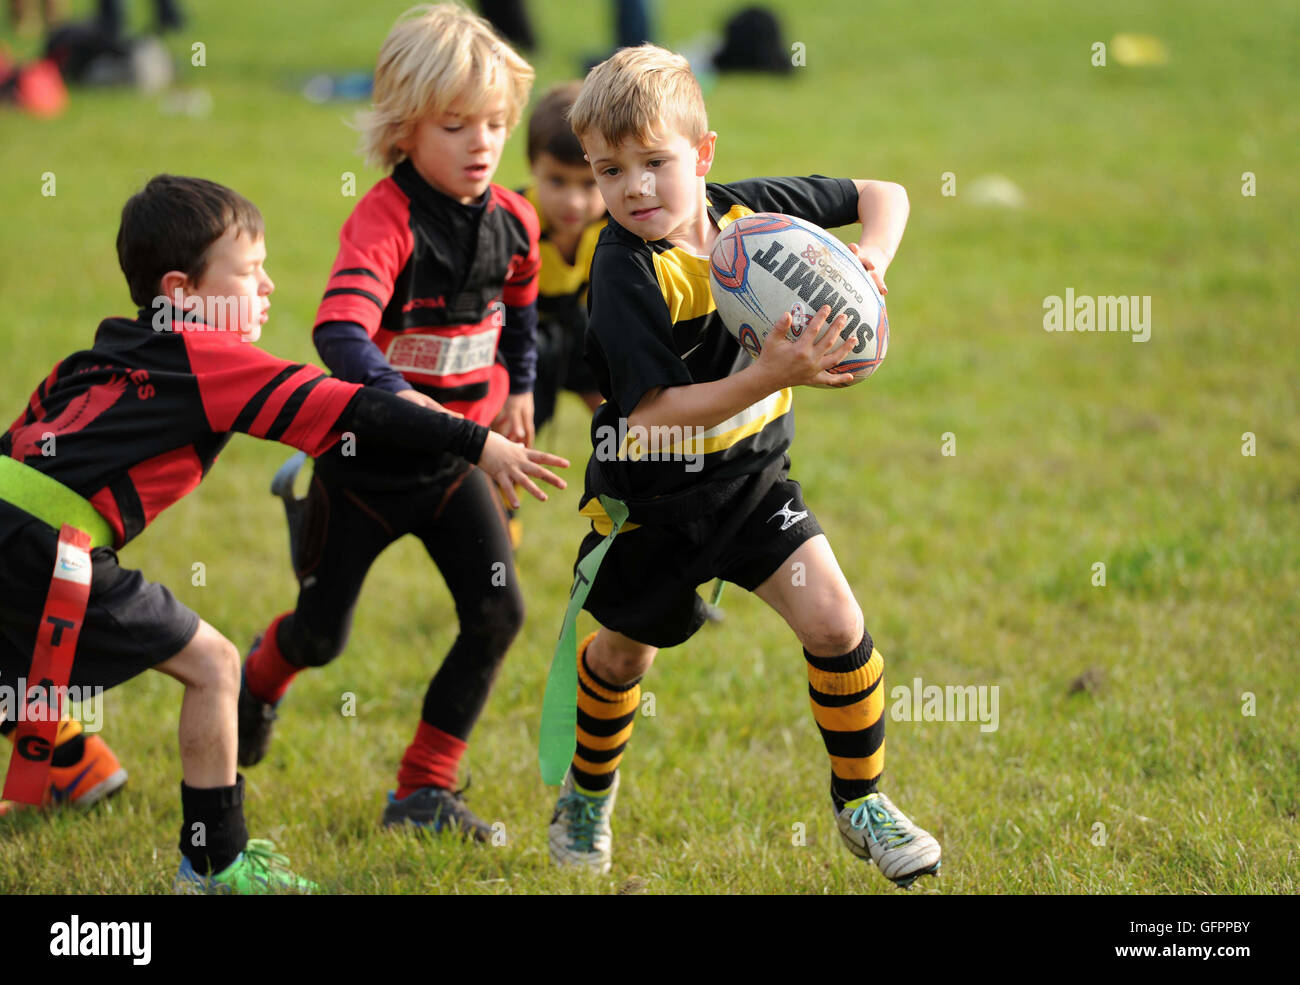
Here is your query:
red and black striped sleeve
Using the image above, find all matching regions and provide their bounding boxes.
[314,178,414,336]
[493,185,541,308]
[184,332,361,457]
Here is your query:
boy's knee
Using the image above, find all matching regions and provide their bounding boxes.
[798,601,866,657]
[488,588,526,642]
[293,628,347,668]
[190,632,241,692]
[590,632,655,686]
[463,586,525,648]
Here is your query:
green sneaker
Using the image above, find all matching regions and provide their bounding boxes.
[174,839,318,894]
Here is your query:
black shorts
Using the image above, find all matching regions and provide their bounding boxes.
[577,474,823,649]
[0,502,199,693]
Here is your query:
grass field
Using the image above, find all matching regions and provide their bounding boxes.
[1,0,1296,894]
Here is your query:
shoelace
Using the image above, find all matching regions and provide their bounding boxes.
[556,792,604,850]
[850,797,915,851]
[239,839,297,884]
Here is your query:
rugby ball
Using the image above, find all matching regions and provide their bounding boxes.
[709,213,888,384]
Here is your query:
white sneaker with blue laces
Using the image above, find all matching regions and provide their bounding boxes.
[548,769,618,873]
[836,791,941,888]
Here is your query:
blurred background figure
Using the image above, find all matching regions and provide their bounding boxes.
[8,0,64,37]
[97,0,184,34]
[477,0,535,52]
[41,0,177,90]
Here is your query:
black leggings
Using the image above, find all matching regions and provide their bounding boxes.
[276,462,522,740]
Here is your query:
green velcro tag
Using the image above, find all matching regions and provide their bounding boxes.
[538,494,629,785]
[0,456,113,549]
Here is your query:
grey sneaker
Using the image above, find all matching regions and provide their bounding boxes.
[548,769,618,873]
[835,791,941,889]
[381,786,493,842]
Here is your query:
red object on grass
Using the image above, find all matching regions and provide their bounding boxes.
[16,59,68,117]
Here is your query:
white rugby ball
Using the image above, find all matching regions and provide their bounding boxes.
[708,212,888,384]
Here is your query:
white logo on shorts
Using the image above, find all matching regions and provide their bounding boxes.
[768,499,808,532]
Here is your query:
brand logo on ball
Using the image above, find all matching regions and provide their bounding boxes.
[708,212,890,386]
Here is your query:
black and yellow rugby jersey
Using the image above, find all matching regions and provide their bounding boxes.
[580,175,860,526]
[521,184,607,340]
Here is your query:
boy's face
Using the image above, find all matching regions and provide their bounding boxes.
[172,227,274,343]
[399,91,510,204]
[529,152,605,236]
[583,126,716,245]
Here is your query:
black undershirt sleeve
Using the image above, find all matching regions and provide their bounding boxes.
[334,386,490,463]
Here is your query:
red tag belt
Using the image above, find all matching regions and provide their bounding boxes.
[2,525,93,805]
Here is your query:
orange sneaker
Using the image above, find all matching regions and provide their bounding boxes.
[46,733,128,807]
[0,722,127,815]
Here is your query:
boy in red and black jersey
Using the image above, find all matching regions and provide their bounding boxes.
[0,173,563,891]
[239,5,550,839]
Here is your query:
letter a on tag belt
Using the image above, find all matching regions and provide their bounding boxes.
[2,525,93,805]
[538,495,629,785]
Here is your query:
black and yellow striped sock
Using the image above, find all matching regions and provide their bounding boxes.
[805,632,885,811]
[571,631,640,793]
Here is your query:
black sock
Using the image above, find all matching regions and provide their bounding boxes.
[179,775,249,875]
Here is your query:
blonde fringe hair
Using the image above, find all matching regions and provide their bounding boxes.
[359,3,534,170]
[568,44,708,149]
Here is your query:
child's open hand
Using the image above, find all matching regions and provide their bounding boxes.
[848,242,889,296]
[478,431,568,508]
[754,305,858,390]
[491,392,535,447]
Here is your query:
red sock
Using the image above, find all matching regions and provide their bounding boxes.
[243,613,300,704]
[395,721,466,798]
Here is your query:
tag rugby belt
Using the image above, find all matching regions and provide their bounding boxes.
[537,457,784,784]
[0,456,107,804]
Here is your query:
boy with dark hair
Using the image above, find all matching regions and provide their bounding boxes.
[0,172,563,892]
[524,81,607,431]
[238,4,551,840]
[500,81,607,547]
[541,44,941,888]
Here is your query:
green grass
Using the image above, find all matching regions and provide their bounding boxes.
[2,0,1297,894]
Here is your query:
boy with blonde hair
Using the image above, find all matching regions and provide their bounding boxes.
[240,4,555,840]
[542,44,941,887]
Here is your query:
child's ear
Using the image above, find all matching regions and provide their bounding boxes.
[159,270,196,308]
[695,131,718,177]
[393,124,414,157]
